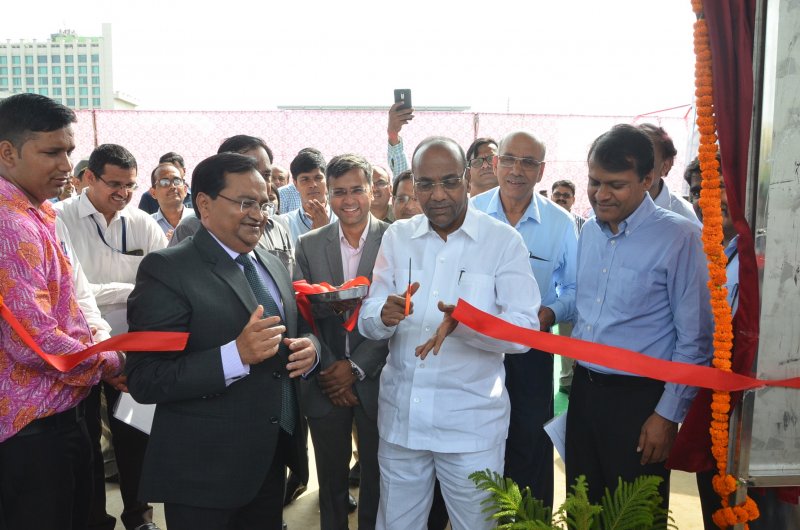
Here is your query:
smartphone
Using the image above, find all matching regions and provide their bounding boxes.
[394,89,412,110]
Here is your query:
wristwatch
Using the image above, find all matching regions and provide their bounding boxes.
[348,360,361,379]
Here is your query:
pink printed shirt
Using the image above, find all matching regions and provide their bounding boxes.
[0,177,122,441]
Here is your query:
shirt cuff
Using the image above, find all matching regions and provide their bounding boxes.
[302,348,320,379]
[654,390,692,424]
[221,340,250,386]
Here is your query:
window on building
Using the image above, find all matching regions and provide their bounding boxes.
[25,66,34,75]
[0,67,6,75]
[65,65,74,74]
[65,55,73,63]
[38,66,47,74]
[79,86,88,95]
[0,78,7,87]
[52,87,62,96]
[37,55,47,63]
[24,56,33,65]
[38,88,48,96]
[91,65,100,74]
[51,55,61,63]
[79,97,88,107]
[12,67,21,75]
[66,87,75,96]
[38,77,48,85]
[92,97,101,106]
[52,77,61,84]
[12,88,22,94]
[25,77,34,85]
[79,76,87,84]
[12,78,21,86]
[65,76,74,84]
[12,56,21,65]
[52,66,61,74]
[0,56,6,64]
[78,55,87,63]
[66,98,75,106]
[92,86,101,95]
[78,66,87,74]
[91,76,100,84]
[91,54,99,63]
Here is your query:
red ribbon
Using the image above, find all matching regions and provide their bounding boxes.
[1,296,188,373]
[293,277,371,334]
[451,299,800,392]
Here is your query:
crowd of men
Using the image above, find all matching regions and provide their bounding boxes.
[1,92,742,530]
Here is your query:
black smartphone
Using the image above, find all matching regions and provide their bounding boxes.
[394,89,412,110]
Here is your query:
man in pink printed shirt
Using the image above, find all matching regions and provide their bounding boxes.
[0,93,124,530]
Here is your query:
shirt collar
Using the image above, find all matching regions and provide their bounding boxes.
[410,204,480,242]
[0,176,53,222]
[338,217,371,249]
[208,230,254,262]
[487,188,541,225]
[77,191,125,223]
[598,193,655,237]
[724,235,740,258]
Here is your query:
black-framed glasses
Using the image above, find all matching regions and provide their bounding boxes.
[551,191,573,200]
[330,187,368,198]
[497,155,543,172]
[394,194,418,205]
[468,155,495,169]
[216,193,275,216]
[154,177,186,188]
[413,175,465,194]
[96,174,138,191]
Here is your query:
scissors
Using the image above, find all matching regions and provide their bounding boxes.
[404,258,412,316]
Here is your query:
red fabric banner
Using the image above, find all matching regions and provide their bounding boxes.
[451,299,800,392]
[0,297,188,373]
[293,277,371,334]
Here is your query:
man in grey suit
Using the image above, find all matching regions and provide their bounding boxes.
[125,153,320,530]
[294,154,389,530]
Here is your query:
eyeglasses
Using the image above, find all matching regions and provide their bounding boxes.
[394,194,418,205]
[413,175,464,194]
[96,174,138,191]
[330,187,368,198]
[373,180,390,189]
[468,155,495,169]
[216,193,276,216]
[154,177,186,188]
[551,191,573,200]
[497,155,543,172]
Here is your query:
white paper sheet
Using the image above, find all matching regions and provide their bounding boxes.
[113,392,155,435]
[544,411,567,464]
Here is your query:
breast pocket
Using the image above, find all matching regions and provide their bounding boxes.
[456,272,495,311]
[608,267,652,314]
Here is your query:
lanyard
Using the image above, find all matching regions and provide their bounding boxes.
[91,215,127,254]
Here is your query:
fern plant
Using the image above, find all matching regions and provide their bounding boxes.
[470,470,677,530]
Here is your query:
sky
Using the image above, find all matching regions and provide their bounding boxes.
[1,0,698,115]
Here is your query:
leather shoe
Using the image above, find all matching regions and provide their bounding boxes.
[348,462,361,487]
[133,524,162,530]
[283,472,307,506]
[348,493,358,513]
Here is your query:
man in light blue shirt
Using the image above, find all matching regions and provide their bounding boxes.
[276,149,337,245]
[471,130,578,509]
[566,124,713,510]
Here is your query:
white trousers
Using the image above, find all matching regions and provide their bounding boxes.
[376,439,504,530]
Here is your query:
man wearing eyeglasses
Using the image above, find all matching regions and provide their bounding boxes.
[125,152,319,530]
[465,137,498,197]
[471,130,578,509]
[294,154,389,530]
[56,143,166,530]
[149,162,193,238]
[360,137,541,530]
[391,170,423,221]
[369,165,394,223]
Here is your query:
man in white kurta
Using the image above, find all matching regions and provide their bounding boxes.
[359,137,541,530]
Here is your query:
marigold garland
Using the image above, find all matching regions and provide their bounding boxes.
[691,1,759,527]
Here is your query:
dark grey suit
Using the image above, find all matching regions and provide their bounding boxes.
[294,215,389,530]
[125,226,317,522]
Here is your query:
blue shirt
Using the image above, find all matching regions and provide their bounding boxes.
[388,139,409,177]
[278,207,338,247]
[471,188,578,323]
[573,195,713,423]
[725,235,739,314]
[278,183,302,214]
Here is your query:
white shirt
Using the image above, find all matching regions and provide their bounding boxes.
[359,208,541,452]
[56,193,167,333]
[653,181,702,228]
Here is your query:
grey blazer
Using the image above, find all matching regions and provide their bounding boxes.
[293,215,389,420]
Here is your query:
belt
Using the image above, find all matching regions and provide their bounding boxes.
[576,363,664,388]
[13,400,86,438]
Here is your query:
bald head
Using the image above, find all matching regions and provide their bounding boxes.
[498,131,546,160]
[412,136,467,173]
[271,165,289,188]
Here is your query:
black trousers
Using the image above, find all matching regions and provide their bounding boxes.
[164,429,291,530]
[566,364,670,510]
[504,348,554,508]
[85,383,152,530]
[0,404,92,530]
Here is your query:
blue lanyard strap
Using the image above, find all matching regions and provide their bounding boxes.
[91,215,127,254]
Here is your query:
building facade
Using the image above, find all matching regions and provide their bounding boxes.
[0,24,114,110]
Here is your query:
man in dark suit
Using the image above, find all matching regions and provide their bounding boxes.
[125,152,320,530]
[294,154,389,530]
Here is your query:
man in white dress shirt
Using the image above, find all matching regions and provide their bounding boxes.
[56,143,166,530]
[359,136,541,530]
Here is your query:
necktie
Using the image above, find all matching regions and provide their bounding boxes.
[235,253,297,435]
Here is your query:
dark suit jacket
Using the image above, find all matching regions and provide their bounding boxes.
[125,226,318,509]
[293,216,389,420]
